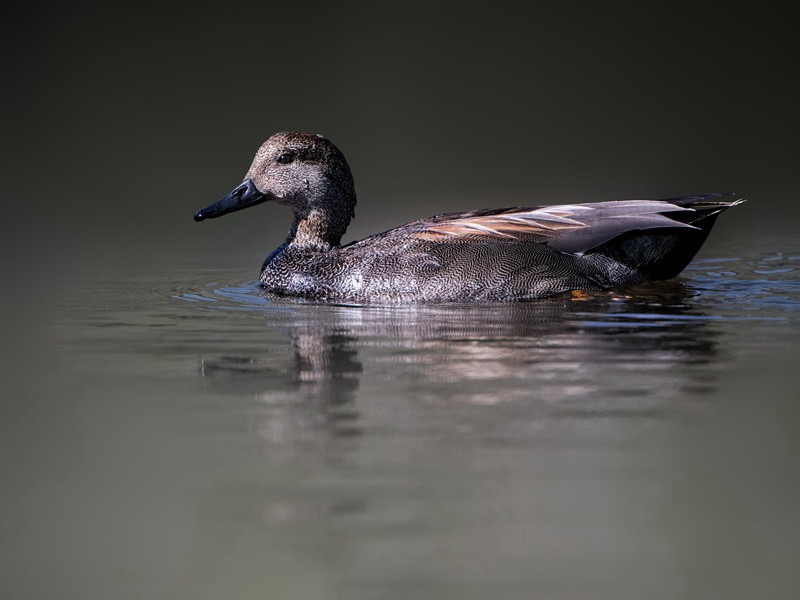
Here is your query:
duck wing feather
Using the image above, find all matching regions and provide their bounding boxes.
[409,195,739,256]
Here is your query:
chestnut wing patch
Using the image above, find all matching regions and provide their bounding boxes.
[413,205,592,242]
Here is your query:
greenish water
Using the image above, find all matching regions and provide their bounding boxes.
[2,243,799,599]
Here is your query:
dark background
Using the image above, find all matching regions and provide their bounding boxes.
[5,2,798,290]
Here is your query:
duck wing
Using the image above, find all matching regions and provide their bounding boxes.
[410,195,740,255]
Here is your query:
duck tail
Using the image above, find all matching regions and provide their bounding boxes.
[589,194,745,281]
[664,193,747,222]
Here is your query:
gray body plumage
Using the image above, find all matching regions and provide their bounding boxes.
[194,132,743,304]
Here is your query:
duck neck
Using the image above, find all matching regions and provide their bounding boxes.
[279,175,357,254]
[285,205,351,252]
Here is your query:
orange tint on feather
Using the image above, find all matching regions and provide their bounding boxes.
[413,210,587,241]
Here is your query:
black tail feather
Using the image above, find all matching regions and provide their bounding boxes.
[589,195,744,281]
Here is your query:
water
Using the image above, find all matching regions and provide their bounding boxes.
[3,245,799,599]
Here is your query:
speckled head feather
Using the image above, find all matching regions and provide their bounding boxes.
[246,132,355,211]
[243,132,356,249]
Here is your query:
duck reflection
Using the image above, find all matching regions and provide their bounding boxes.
[198,280,721,446]
[199,322,363,447]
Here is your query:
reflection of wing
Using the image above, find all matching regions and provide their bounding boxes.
[411,199,704,255]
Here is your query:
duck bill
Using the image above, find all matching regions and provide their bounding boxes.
[193,179,267,222]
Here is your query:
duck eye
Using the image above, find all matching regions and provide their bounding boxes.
[276,153,294,164]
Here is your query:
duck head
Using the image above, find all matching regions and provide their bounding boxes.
[194,132,357,247]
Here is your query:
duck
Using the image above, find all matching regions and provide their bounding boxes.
[194,132,743,303]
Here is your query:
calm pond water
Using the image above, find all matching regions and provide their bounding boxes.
[3,239,799,599]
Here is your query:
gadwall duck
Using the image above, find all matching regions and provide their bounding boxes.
[194,132,743,303]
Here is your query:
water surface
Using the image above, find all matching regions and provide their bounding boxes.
[2,244,799,599]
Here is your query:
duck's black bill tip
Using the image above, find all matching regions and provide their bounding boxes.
[193,178,266,223]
